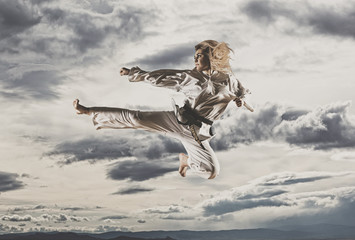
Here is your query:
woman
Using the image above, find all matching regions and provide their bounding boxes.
[73,40,250,180]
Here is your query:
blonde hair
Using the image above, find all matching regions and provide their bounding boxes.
[195,40,233,74]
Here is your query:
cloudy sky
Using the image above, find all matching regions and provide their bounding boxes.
[1,0,355,234]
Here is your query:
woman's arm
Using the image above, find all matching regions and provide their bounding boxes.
[120,66,196,91]
[229,75,253,111]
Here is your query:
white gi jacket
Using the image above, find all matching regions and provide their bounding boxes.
[128,67,247,122]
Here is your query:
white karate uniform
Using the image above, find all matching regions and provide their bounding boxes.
[90,67,246,179]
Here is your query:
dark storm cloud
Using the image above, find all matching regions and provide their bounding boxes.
[129,43,195,69]
[39,5,153,54]
[61,207,85,211]
[107,158,176,182]
[46,136,133,164]
[203,198,290,216]
[29,0,52,5]
[0,171,25,192]
[241,0,292,24]
[1,70,65,100]
[0,1,156,67]
[241,0,355,39]
[211,102,282,150]
[0,0,41,40]
[277,102,355,149]
[113,185,154,195]
[46,134,184,165]
[160,215,195,220]
[305,6,355,39]
[47,134,181,181]
[100,215,128,221]
[211,101,355,150]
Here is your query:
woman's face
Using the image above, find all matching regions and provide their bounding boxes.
[194,49,210,72]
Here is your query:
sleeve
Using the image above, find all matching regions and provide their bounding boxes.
[127,66,195,92]
[229,75,249,100]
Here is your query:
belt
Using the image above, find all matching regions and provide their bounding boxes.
[189,124,205,150]
[175,104,213,150]
[176,104,213,127]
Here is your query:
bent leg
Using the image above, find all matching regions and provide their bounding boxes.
[181,138,220,179]
[179,153,188,177]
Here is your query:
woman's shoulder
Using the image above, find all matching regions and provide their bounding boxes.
[212,71,230,84]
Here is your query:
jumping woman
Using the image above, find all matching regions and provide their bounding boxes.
[73,40,252,180]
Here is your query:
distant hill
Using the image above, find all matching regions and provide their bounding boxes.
[0,232,175,240]
[0,224,354,240]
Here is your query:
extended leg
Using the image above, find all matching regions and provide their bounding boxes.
[73,99,220,179]
[73,99,90,115]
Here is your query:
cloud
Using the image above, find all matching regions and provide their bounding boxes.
[46,136,133,164]
[121,171,355,227]
[0,70,65,100]
[264,187,355,227]
[107,158,176,182]
[46,134,182,181]
[201,187,291,216]
[144,205,191,215]
[46,134,184,165]
[60,207,85,211]
[330,151,355,162]
[129,42,195,69]
[94,225,130,233]
[8,205,46,213]
[275,102,355,149]
[252,172,349,186]
[30,3,154,56]
[40,214,89,223]
[113,185,155,195]
[0,171,25,192]
[1,215,33,222]
[100,215,128,221]
[241,0,291,24]
[0,0,158,77]
[0,223,23,233]
[241,0,355,39]
[200,171,354,217]
[0,0,41,40]
[212,101,355,150]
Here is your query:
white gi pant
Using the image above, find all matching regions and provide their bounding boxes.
[90,107,220,179]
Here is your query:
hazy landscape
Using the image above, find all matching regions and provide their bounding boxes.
[1,224,355,240]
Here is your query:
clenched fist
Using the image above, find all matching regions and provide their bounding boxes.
[120,67,130,76]
[235,98,243,107]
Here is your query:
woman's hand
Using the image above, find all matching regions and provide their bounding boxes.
[235,98,243,107]
[120,67,130,76]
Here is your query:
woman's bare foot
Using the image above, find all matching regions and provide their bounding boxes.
[73,99,90,115]
[178,153,189,177]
